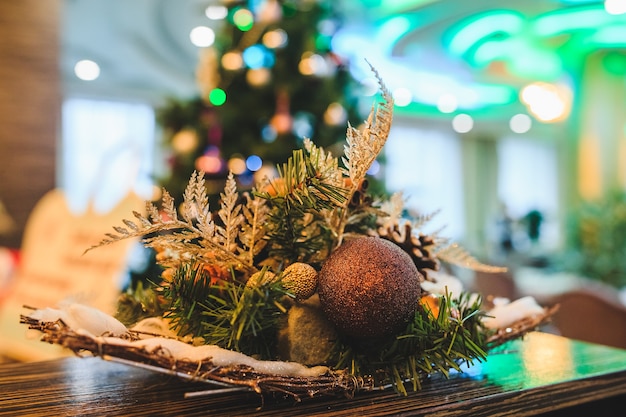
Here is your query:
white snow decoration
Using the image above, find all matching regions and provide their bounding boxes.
[421,270,464,297]
[28,307,71,325]
[29,303,128,337]
[492,297,510,307]
[131,317,179,339]
[130,338,329,378]
[28,304,329,378]
[482,296,545,329]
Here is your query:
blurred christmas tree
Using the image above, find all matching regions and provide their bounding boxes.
[157,0,367,204]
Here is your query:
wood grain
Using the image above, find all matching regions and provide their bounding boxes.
[1,332,625,416]
[0,0,61,249]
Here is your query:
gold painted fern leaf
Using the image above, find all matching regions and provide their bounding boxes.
[238,191,269,267]
[216,172,243,253]
[436,243,507,273]
[341,62,393,201]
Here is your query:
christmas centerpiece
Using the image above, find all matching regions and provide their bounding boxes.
[21,68,556,400]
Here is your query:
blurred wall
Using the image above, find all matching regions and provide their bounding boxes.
[0,0,61,248]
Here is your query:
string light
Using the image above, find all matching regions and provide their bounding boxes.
[298,52,327,76]
[195,148,223,174]
[221,51,243,70]
[171,129,198,154]
[246,155,263,171]
[227,155,247,175]
[208,88,227,106]
[263,29,288,49]
[246,68,271,86]
[233,8,254,31]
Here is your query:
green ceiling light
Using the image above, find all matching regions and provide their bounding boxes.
[472,37,562,80]
[473,83,517,105]
[534,5,626,37]
[446,10,525,57]
[602,51,626,75]
[376,15,413,52]
[367,0,439,16]
[508,42,563,80]
[472,40,509,66]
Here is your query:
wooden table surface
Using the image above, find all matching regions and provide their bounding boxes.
[1,332,626,416]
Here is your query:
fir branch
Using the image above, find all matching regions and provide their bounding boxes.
[436,243,508,273]
[115,282,164,326]
[303,138,343,189]
[201,278,291,358]
[328,291,488,395]
[163,262,291,359]
[256,148,347,263]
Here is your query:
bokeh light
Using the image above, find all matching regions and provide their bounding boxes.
[189,26,215,47]
[242,45,274,69]
[605,0,626,15]
[246,155,263,171]
[221,51,243,70]
[323,102,347,126]
[208,88,227,106]
[520,82,571,122]
[263,29,288,48]
[261,125,278,143]
[509,113,532,133]
[195,154,223,174]
[367,160,381,176]
[298,53,328,76]
[205,5,228,20]
[74,59,100,81]
[233,8,254,31]
[392,87,412,107]
[171,129,198,154]
[246,68,271,86]
[452,114,474,133]
[227,155,247,175]
[437,94,458,113]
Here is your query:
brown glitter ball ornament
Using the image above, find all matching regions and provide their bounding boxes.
[317,237,421,339]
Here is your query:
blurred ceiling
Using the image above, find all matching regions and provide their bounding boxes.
[62,0,626,117]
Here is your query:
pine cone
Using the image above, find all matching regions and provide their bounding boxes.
[377,222,440,280]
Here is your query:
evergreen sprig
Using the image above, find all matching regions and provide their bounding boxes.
[162,262,292,359]
[255,148,349,265]
[327,292,489,395]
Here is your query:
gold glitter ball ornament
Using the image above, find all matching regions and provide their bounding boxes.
[282,262,318,301]
[317,237,422,339]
